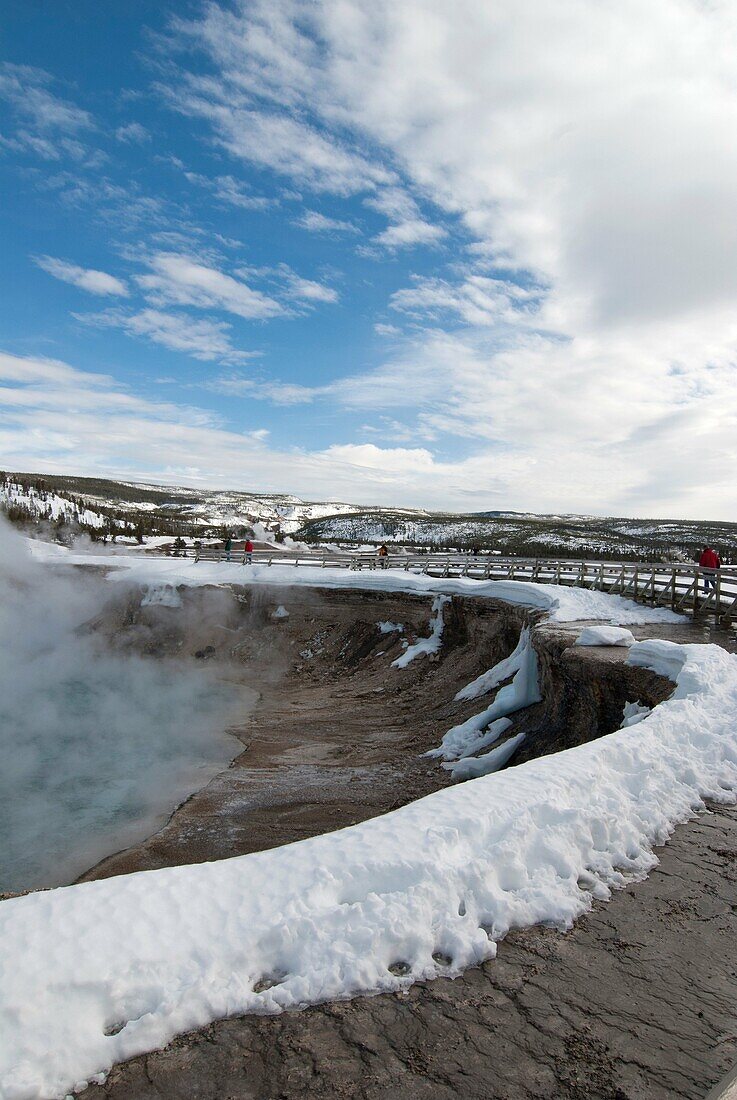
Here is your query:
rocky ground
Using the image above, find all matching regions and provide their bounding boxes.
[79,585,673,880]
[69,583,737,1098]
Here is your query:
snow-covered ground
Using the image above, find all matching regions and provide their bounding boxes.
[1,637,736,1099]
[24,543,684,626]
[0,543,718,1100]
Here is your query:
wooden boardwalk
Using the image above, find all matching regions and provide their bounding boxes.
[189,547,737,625]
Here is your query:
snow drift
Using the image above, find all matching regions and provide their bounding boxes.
[0,637,736,1099]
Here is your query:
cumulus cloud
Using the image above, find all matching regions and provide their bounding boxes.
[35,255,128,297]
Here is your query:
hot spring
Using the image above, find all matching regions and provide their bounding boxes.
[0,521,253,893]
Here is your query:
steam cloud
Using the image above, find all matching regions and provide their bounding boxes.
[0,520,239,893]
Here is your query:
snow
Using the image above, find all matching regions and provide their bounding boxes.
[621,701,651,728]
[455,626,531,701]
[391,595,449,668]
[428,630,541,760]
[1,640,736,1098]
[271,605,290,620]
[140,584,182,609]
[440,716,513,767]
[24,545,685,626]
[575,626,636,647]
[378,621,404,634]
[445,732,527,781]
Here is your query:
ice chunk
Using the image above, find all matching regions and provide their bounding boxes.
[455,627,530,701]
[446,732,527,780]
[621,701,651,728]
[428,631,541,760]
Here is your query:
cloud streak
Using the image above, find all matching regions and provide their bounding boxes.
[35,256,129,297]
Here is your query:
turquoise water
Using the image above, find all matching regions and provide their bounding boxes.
[0,663,245,893]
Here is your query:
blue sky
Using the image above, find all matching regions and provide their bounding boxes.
[1,0,736,517]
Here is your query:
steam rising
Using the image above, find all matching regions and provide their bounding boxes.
[0,520,240,893]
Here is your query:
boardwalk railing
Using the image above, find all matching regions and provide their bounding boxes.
[181,548,737,624]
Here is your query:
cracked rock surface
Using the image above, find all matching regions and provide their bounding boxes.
[81,802,737,1100]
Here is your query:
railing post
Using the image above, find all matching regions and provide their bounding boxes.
[716,570,722,626]
[693,569,699,616]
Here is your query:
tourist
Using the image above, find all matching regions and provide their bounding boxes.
[244,538,254,564]
[377,543,389,568]
[224,534,232,562]
[698,545,721,593]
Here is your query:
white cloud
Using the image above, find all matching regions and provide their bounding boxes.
[0,63,93,133]
[365,187,446,250]
[390,275,542,327]
[294,210,360,234]
[163,0,737,516]
[183,170,274,210]
[322,443,435,474]
[1,346,735,516]
[34,256,128,297]
[209,375,318,405]
[278,265,339,304]
[136,252,284,320]
[165,89,393,195]
[115,122,150,144]
[75,309,255,364]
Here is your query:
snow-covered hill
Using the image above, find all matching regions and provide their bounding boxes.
[298,510,737,562]
[2,471,735,561]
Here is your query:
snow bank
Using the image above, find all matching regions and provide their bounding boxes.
[391,595,449,668]
[1,640,736,1098]
[575,626,635,647]
[445,732,527,781]
[455,626,531,701]
[428,630,541,760]
[25,545,683,626]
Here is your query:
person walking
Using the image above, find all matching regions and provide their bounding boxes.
[224,534,233,562]
[244,538,254,565]
[698,545,721,594]
[377,543,389,568]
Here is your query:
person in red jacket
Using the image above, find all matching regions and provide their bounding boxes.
[244,538,254,565]
[699,546,721,593]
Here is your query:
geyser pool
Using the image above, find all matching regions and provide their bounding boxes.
[0,665,247,893]
[0,519,251,893]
